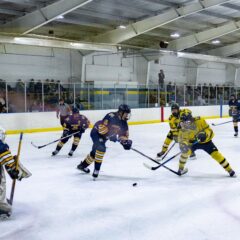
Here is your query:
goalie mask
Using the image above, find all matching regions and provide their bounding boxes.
[0,127,6,142]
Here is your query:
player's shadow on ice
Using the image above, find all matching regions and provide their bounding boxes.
[75,172,147,182]
[99,174,147,182]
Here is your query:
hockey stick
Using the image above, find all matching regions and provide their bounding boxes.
[211,120,232,126]
[131,147,181,175]
[31,130,81,149]
[146,151,182,171]
[9,132,23,205]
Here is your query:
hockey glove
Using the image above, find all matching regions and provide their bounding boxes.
[80,124,88,133]
[120,139,132,150]
[196,132,207,142]
[108,134,118,142]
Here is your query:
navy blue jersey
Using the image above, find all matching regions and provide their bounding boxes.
[0,140,14,168]
[229,99,240,117]
[229,99,240,108]
[94,112,129,140]
[63,114,90,132]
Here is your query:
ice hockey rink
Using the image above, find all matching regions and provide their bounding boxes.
[1,118,240,240]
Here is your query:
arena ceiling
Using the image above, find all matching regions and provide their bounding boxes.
[0,0,240,61]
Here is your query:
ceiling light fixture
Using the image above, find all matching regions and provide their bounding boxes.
[56,15,64,19]
[212,39,220,44]
[170,32,180,38]
[118,25,126,29]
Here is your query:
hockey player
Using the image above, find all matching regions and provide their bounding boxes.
[177,109,236,177]
[0,127,31,217]
[52,107,90,157]
[228,94,240,137]
[157,103,196,160]
[77,104,132,179]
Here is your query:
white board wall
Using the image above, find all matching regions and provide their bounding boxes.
[0,44,239,87]
[0,105,229,132]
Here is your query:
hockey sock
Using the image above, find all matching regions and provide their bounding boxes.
[234,126,238,133]
[211,151,232,172]
[81,154,94,168]
[71,137,80,152]
[94,150,105,171]
[56,141,64,151]
[71,144,77,152]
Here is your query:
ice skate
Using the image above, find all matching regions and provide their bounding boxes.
[92,169,99,180]
[52,150,59,156]
[77,162,90,174]
[177,168,188,176]
[0,202,11,219]
[229,170,237,177]
[68,150,74,157]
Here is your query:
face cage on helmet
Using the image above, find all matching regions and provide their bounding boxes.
[180,120,195,130]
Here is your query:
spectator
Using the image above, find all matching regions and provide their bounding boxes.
[158,69,165,89]
[16,79,25,93]
[197,94,207,105]
[28,79,35,93]
[0,79,5,91]
[0,95,6,113]
[35,80,42,93]
[29,100,42,112]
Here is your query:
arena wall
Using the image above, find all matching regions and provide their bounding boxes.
[0,105,230,134]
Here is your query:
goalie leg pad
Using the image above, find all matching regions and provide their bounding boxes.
[0,166,11,216]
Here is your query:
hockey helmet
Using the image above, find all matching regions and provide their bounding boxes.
[171,103,180,117]
[118,104,131,120]
[118,104,131,113]
[72,106,79,114]
[0,126,6,142]
[171,103,180,111]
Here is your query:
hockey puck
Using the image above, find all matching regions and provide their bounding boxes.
[132,183,137,187]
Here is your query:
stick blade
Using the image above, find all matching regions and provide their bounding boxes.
[31,141,41,149]
[143,162,155,170]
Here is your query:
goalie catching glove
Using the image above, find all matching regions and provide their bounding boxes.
[120,139,132,150]
[5,158,32,181]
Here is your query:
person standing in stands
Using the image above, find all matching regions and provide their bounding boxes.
[158,69,165,89]
[56,98,71,126]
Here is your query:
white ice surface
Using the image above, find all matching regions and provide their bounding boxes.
[1,118,240,240]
